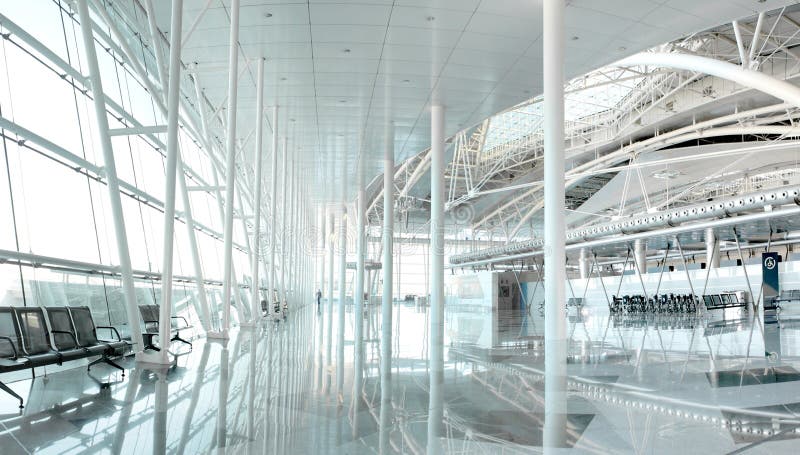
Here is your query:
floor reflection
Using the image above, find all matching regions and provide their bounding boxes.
[1,302,800,453]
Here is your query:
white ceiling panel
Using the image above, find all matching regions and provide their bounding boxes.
[141,0,799,202]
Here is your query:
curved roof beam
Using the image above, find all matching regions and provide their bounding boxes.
[617,52,800,107]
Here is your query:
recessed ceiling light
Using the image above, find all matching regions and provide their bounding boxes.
[339,100,347,103]
[280,77,287,81]
[426,16,435,22]
[618,46,627,51]
[402,79,411,83]
[651,169,682,180]
[571,36,579,41]
[343,48,351,53]
[264,12,272,18]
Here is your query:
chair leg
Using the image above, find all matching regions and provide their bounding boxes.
[0,380,24,409]
[171,332,192,349]
[87,356,105,371]
[103,356,125,376]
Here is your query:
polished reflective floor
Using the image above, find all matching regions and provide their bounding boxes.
[2,301,800,453]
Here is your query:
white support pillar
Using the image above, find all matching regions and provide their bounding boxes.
[326,208,334,375]
[247,58,266,325]
[634,239,647,275]
[543,0,568,450]
[280,138,289,310]
[354,153,366,401]
[76,0,143,352]
[379,121,394,454]
[318,208,325,299]
[579,248,589,280]
[337,174,347,400]
[268,106,279,311]
[214,0,240,338]
[143,0,184,366]
[427,104,445,453]
[706,227,720,269]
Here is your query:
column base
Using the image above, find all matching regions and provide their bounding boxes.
[135,350,173,366]
[206,329,230,340]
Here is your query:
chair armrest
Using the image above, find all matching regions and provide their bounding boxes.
[170,316,190,328]
[0,336,18,359]
[96,326,122,342]
[50,330,80,348]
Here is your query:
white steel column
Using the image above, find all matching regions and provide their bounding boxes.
[427,104,445,453]
[280,138,289,310]
[177,155,211,332]
[706,227,720,269]
[337,171,347,401]
[326,208,334,379]
[634,239,647,274]
[150,0,185,364]
[543,0,568,450]
[76,0,143,352]
[354,153,366,401]
[318,208,325,300]
[247,58,266,324]
[379,121,394,454]
[215,0,241,338]
[268,106,279,311]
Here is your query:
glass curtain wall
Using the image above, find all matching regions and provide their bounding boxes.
[0,0,252,335]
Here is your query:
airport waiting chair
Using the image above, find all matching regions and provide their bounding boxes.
[66,307,128,374]
[138,304,193,352]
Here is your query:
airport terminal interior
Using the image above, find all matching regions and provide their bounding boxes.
[6,0,800,453]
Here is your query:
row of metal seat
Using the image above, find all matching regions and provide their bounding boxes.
[701,293,743,310]
[0,306,129,409]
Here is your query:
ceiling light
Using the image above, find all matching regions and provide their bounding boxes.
[290,118,296,122]
[426,16,435,22]
[280,77,287,81]
[343,48,351,53]
[264,12,272,18]
[571,36,579,41]
[402,79,411,83]
[618,46,627,51]
[339,99,347,103]
[651,169,682,180]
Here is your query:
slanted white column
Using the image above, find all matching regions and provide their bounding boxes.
[543,0,568,450]
[427,104,445,454]
[151,0,185,363]
[76,0,143,352]
[215,0,241,338]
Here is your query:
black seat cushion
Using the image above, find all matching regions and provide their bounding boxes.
[15,308,55,357]
[44,307,78,350]
[69,307,126,353]
[0,308,21,360]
